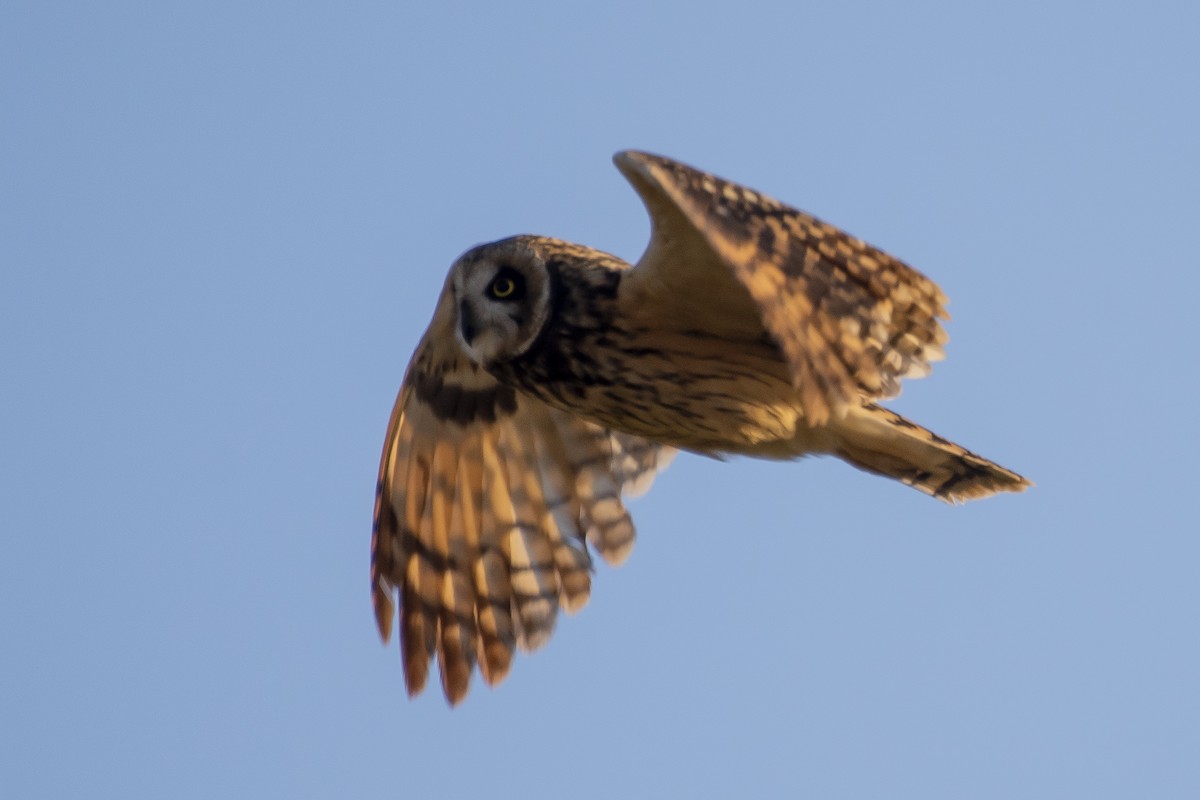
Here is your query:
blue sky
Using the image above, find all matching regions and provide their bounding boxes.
[3,2,1197,797]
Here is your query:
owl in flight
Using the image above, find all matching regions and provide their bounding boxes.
[372,151,1030,704]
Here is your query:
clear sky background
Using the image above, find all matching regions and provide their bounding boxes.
[3,2,1197,798]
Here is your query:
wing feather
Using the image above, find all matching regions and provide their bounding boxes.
[494,417,560,651]
[526,412,593,613]
[615,150,949,425]
[371,333,670,703]
[429,438,476,703]
[471,415,517,686]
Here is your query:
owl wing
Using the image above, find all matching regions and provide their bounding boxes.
[615,150,950,425]
[371,330,673,705]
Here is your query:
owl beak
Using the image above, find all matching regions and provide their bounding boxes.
[459,300,479,344]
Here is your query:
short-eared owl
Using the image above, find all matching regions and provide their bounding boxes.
[372,151,1030,704]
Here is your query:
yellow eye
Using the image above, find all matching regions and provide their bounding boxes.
[491,277,516,298]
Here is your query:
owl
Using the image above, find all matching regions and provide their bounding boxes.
[372,151,1030,704]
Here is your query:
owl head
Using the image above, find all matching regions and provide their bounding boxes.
[449,236,553,366]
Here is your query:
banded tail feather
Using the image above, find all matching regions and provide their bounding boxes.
[830,403,1031,503]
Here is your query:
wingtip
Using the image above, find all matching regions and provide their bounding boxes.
[612,149,664,179]
[440,670,471,707]
[612,150,683,217]
[612,148,645,165]
[373,585,394,643]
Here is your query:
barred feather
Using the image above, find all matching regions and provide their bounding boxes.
[828,403,1031,502]
[371,345,669,704]
[616,150,949,425]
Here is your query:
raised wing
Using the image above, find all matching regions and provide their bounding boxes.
[615,150,950,425]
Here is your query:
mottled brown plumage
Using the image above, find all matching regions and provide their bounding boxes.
[372,151,1030,704]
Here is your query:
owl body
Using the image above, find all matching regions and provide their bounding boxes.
[372,151,1031,704]
[481,243,807,456]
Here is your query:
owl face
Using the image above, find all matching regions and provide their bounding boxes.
[450,237,552,366]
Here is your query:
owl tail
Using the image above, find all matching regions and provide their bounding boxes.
[829,403,1031,503]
